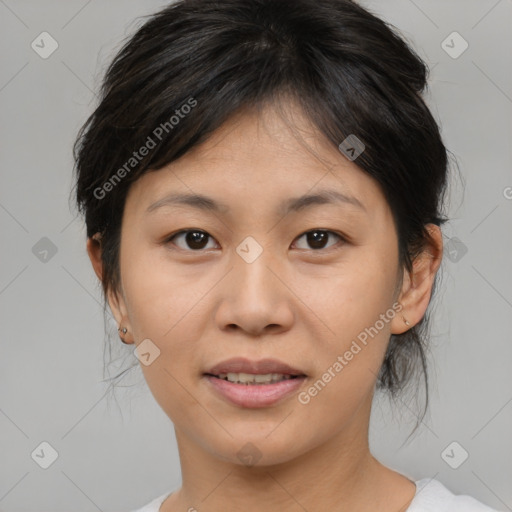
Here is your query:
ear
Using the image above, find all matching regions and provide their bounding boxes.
[391,224,443,335]
[86,234,134,343]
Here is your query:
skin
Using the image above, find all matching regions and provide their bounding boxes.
[87,100,443,512]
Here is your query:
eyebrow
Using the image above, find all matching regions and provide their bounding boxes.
[145,188,366,216]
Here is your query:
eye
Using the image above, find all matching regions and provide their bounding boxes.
[293,229,344,251]
[165,230,218,251]
[164,228,345,252]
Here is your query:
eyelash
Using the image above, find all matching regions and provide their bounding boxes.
[163,229,346,252]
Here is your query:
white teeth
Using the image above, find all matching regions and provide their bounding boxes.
[217,372,296,384]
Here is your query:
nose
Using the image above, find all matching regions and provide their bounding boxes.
[214,245,295,336]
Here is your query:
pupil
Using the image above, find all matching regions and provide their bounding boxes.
[187,231,208,249]
[308,231,327,249]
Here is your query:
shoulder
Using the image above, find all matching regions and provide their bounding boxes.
[130,490,174,512]
[407,478,500,512]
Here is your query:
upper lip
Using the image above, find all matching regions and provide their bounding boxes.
[205,357,306,376]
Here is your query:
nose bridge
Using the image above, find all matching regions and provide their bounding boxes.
[233,234,280,302]
[214,234,294,333]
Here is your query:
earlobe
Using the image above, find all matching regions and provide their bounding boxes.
[108,288,135,344]
[391,224,443,334]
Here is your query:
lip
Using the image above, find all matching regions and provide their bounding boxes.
[203,374,307,408]
[204,357,306,376]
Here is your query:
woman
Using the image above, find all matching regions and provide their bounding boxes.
[72,0,500,510]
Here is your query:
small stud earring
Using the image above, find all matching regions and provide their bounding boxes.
[118,326,129,344]
[401,315,411,327]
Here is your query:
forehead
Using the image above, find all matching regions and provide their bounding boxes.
[124,101,390,222]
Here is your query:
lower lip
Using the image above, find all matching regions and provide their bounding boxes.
[203,375,307,408]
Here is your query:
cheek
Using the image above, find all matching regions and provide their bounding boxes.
[121,240,209,338]
[122,261,208,418]
[301,250,398,394]
[119,244,213,395]
[308,250,397,335]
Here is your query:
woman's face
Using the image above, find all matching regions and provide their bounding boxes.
[109,103,409,466]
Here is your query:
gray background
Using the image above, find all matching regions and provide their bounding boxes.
[0,0,511,511]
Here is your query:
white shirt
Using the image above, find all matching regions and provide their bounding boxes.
[131,478,500,511]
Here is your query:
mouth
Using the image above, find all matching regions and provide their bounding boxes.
[202,373,307,408]
[204,374,307,409]
[202,357,308,408]
[203,372,305,385]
